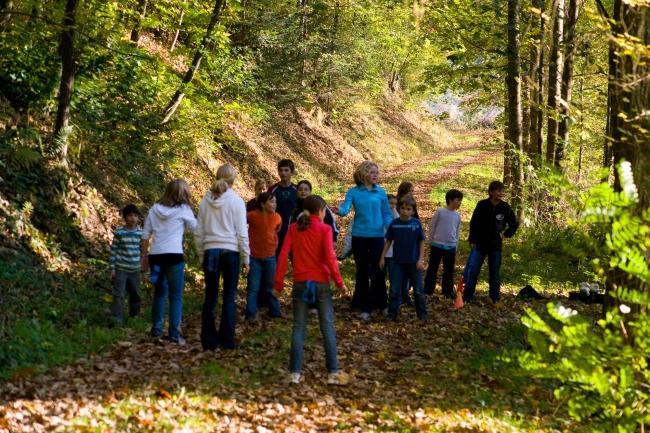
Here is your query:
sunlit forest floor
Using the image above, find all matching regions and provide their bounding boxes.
[0,131,598,432]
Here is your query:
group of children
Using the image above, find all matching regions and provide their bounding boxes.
[109,158,518,384]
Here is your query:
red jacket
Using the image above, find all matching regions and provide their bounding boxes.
[274,216,344,290]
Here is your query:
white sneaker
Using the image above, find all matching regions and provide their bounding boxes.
[327,371,350,385]
[359,312,371,321]
[288,372,302,384]
[309,308,318,315]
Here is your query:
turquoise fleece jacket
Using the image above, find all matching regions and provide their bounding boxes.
[338,184,393,237]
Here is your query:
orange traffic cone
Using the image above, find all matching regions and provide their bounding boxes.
[454,276,465,310]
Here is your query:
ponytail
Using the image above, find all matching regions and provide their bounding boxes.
[297,195,327,231]
[211,164,237,199]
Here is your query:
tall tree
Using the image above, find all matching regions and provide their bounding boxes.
[130,0,149,44]
[506,0,523,212]
[554,0,580,168]
[170,1,187,52]
[0,0,12,30]
[529,0,546,163]
[545,0,564,163]
[161,0,226,125]
[53,0,79,164]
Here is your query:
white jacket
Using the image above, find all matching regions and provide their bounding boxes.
[142,203,198,255]
[195,188,250,265]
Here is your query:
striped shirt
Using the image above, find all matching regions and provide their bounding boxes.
[110,227,143,271]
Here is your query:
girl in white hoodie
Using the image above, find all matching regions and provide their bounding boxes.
[195,164,250,350]
[141,179,198,345]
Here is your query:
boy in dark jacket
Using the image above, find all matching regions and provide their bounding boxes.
[462,181,519,303]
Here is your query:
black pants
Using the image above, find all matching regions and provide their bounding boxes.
[351,236,386,313]
[424,245,456,297]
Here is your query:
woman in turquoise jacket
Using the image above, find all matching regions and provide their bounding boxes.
[335,161,393,321]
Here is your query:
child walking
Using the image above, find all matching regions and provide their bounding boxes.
[424,189,463,299]
[141,180,198,344]
[380,195,427,321]
[246,192,282,321]
[196,164,250,350]
[463,181,519,303]
[109,204,143,326]
[274,195,348,385]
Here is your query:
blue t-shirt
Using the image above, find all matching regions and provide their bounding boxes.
[385,217,425,263]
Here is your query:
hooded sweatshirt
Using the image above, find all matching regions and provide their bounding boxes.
[142,203,198,255]
[195,188,251,265]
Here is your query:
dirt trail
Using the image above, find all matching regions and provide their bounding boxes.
[0,131,506,433]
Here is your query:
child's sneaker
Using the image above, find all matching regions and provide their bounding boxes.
[309,308,318,316]
[288,372,302,384]
[359,312,371,322]
[327,371,350,385]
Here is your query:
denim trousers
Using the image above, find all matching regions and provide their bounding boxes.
[111,269,141,325]
[245,256,281,319]
[289,282,339,374]
[424,246,457,298]
[150,262,185,339]
[201,249,240,350]
[388,262,427,319]
[462,246,502,302]
[351,236,387,313]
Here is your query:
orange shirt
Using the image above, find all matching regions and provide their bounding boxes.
[247,210,282,258]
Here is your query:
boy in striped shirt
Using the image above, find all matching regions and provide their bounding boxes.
[109,204,143,325]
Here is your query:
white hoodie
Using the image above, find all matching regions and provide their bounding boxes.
[142,203,198,255]
[195,188,250,265]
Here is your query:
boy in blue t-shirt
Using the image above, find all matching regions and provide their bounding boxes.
[379,195,428,321]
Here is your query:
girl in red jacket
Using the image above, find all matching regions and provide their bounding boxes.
[274,195,348,385]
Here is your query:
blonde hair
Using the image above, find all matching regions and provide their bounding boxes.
[254,178,267,190]
[353,161,379,185]
[211,164,237,199]
[159,179,193,207]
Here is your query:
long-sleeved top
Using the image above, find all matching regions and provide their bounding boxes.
[268,182,298,237]
[195,188,251,265]
[338,184,393,238]
[467,198,519,251]
[428,207,461,250]
[274,216,343,290]
[109,227,143,271]
[291,199,340,242]
[143,203,197,255]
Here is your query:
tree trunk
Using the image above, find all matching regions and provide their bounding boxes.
[545,0,564,163]
[529,0,546,164]
[130,0,149,44]
[53,0,78,165]
[506,0,523,214]
[298,0,309,85]
[0,0,13,30]
[555,0,580,168]
[324,0,340,113]
[170,2,186,52]
[161,0,226,125]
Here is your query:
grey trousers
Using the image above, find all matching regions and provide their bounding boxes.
[111,270,142,324]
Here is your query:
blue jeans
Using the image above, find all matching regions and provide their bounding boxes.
[150,262,185,340]
[289,282,339,374]
[462,246,502,302]
[246,256,281,319]
[201,249,240,350]
[388,262,427,320]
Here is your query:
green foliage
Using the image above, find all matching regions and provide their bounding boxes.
[519,162,650,432]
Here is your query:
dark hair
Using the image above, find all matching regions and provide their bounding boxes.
[398,195,416,209]
[297,180,312,191]
[297,195,326,231]
[445,189,464,204]
[277,159,295,173]
[122,204,141,219]
[257,191,275,209]
[397,181,414,200]
[488,180,505,192]
[387,193,397,201]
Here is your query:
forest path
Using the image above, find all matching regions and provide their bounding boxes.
[1,130,574,433]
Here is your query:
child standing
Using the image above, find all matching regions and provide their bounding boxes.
[246,192,282,321]
[463,181,519,303]
[424,189,463,299]
[292,180,340,242]
[109,204,143,325]
[141,180,198,344]
[274,195,348,385]
[268,159,298,255]
[247,179,268,212]
[380,195,427,321]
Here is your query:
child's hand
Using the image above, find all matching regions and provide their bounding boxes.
[417,259,425,271]
[140,256,149,269]
[379,257,385,270]
[110,270,116,281]
[331,205,339,215]
[242,264,250,274]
